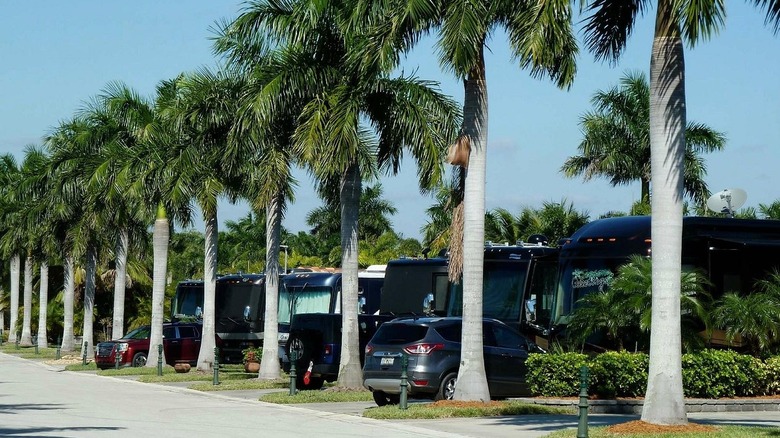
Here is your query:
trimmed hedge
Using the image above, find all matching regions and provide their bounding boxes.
[527,349,779,399]
[526,352,588,397]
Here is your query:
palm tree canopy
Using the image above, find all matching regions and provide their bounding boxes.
[561,70,725,205]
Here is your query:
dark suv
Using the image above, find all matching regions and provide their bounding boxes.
[362,317,542,406]
[94,322,209,370]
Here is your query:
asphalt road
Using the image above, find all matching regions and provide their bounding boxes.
[2,352,779,438]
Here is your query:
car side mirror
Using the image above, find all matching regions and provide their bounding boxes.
[358,297,367,314]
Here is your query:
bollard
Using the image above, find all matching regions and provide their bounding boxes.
[157,344,163,376]
[115,346,122,370]
[55,336,61,360]
[289,350,298,395]
[0,328,4,345]
[34,337,38,355]
[399,353,408,410]
[577,365,590,438]
[82,342,88,366]
[212,347,220,385]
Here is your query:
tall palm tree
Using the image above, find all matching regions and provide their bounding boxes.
[225,0,460,388]
[45,117,89,353]
[561,71,725,206]
[364,0,577,400]
[0,154,22,343]
[157,68,250,372]
[580,0,780,425]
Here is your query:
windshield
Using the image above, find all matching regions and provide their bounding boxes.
[553,258,623,325]
[122,326,151,340]
[216,283,260,318]
[448,261,529,321]
[278,286,334,324]
[173,285,203,317]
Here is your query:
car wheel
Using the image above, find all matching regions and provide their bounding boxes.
[372,390,397,406]
[435,372,458,401]
[132,352,147,367]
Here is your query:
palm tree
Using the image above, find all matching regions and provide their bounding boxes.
[104,80,195,367]
[561,71,725,206]
[0,154,22,343]
[156,68,250,372]
[485,200,589,246]
[712,270,780,354]
[580,0,780,424]
[45,117,89,353]
[224,0,460,388]
[365,0,577,400]
[758,201,780,220]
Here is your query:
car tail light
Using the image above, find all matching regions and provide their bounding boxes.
[403,343,444,355]
[412,380,429,386]
[365,344,374,355]
[324,344,332,356]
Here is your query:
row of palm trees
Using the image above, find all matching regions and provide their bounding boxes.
[2,0,779,426]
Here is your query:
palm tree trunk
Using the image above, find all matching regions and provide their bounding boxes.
[82,245,97,358]
[61,254,76,352]
[8,255,19,343]
[148,204,169,367]
[454,48,491,402]
[337,162,362,389]
[0,285,4,336]
[259,195,283,379]
[197,212,218,372]
[641,1,687,425]
[36,261,49,348]
[19,255,34,346]
[112,228,129,339]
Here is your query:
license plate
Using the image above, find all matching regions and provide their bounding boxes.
[380,357,394,366]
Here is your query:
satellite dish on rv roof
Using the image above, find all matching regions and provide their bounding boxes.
[707,188,747,218]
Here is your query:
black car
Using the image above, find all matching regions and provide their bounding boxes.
[362,316,542,406]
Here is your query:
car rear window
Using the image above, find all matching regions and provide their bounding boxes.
[371,324,428,345]
[433,323,461,342]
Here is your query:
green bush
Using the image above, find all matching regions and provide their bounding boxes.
[589,351,648,398]
[762,356,780,395]
[681,349,766,398]
[526,352,588,397]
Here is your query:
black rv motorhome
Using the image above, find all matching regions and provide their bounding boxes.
[535,215,780,347]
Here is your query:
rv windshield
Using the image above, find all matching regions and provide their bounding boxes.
[448,261,529,321]
[173,285,203,318]
[278,286,333,324]
[553,258,624,325]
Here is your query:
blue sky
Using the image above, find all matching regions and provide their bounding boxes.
[2,2,779,241]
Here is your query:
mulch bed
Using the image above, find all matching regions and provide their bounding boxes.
[608,420,718,434]
[427,400,504,408]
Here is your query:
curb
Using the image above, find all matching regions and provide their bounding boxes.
[515,397,780,414]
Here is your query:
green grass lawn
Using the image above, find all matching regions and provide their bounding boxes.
[364,400,569,420]
[190,378,289,391]
[260,389,374,404]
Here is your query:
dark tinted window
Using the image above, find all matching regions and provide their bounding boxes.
[491,323,527,349]
[163,327,176,339]
[433,323,461,342]
[371,324,428,345]
[178,326,197,339]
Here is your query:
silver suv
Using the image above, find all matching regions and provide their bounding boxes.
[362,316,541,406]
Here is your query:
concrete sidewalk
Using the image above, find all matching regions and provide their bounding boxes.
[10,353,780,438]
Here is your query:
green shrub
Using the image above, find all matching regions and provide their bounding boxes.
[526,352,588,397]
[762,356,780,395]
[589,351,648,398]
[681,349,765,398]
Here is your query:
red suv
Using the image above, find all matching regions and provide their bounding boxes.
[94,322,211,369]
